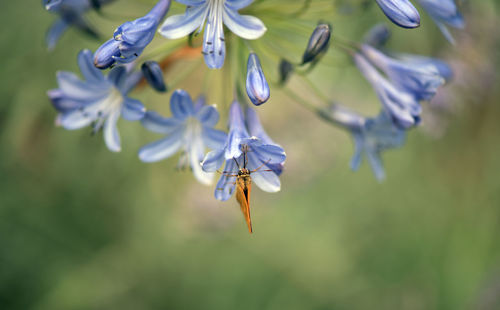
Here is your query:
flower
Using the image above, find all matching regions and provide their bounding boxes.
[416,0,465,44]
[363,23,391,48]
[138,90,227,185]
[319,104,405,181]
[374,0,420,29]
[246,53,270,106]
[159,0,267,69]
[48,49,146,152]
[354,52,421,129]
[43,0,109,50]
[360,44,452,101]
[94,0,171,69]
[201,102,286,200]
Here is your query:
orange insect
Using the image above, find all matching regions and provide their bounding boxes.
[219,147,271,234]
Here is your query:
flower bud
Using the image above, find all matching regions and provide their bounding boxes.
[141,61,167,92]
[246,53,270,106]
[302,23,331,65]
[278,59,294,85]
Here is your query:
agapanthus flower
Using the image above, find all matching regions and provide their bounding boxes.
[94,0,171,69]
[159,0,267,69]
[48,49,146,152]
[374,0,420,29]
[302,23,332,65]
[320,104,405,181]
[354,53,421,129]
[416,0,465,44]
[360,44,452,101]
[43,0,112,50]
[202,102,286,200]
[138,90,227,185]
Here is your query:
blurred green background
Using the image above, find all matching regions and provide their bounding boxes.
[1,1,500,309]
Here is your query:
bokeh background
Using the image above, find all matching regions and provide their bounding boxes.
[1,1,500,309]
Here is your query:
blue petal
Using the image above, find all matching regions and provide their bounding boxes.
[366,149,386,181]
[78,49,104,82]
[159,5,208,39]
[225,0,254,10]
[201,148,226,172]
[104,110,122,152]
[203,10,225,69]
[46,19,68,51]
[107,66,128,89]
[246,138,286,164]
[195,104,219,127]
[48,89,83,113]
[246,53,270,106]
[170,89,195,120]
[375,0,420,28]
[121,97,146,121]
[141,111,183,134]
[138,126,184,162]
[94,38,122,69]
[214,159,237,201]
[223,8,267,39]
[245,107,274,144]
[202,127,227,150]
[247,152,281,192]
[59,110,93,130]
[56,71,109,100]
[350,134,364,171]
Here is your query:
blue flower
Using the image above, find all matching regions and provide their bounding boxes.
[138,90,227,184]
[43,0,107,50]
[48,49,146,152]
[360,44,452,101]
[94,0,171,69]
[159,0,267,69]
[246,53,270,106]
[202,102,286,200]
[375,0,420,29]
[417,0,465,44]
[354,53,421,129]
[320,104,405,181]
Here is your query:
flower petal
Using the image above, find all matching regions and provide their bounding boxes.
[247,153,281,192]
[170,89,195,120]
[214,159,237,201]
[46,19,68,51]
[189,136,214,185]
[225,0,254,10]
[121,97,146,121]
[141,111,182,134]
[78,49,104,82]
[202,127,227,150]
[104,109,122,152]
[223,9,266,40]
[195,104,219,127]
[138,126,184,162]
[59,110,93,130]
[56,71,109,100]
[158,5,208,39]
[201,148,225,172]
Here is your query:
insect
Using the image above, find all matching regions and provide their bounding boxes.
[219,146,271,234]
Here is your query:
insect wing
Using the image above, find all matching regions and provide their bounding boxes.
[236,176,253,233]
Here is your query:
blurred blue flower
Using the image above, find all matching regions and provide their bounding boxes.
[43,0,111,50]
[354,53,421,129]
[363,23,391,48]
[159,0,267,69]
[375,0,420,28]
[48,49,146,152]
[138,90,227,184]
[320,104,405,181]
[417,0,464,44]
[360,44,452,101]
[246,53,270,106]
[94,0,171,69]
[202,102,286,200]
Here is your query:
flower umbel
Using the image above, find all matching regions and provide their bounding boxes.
[159,0,267,69]
[139,90,227,184]
[48,49,146,152]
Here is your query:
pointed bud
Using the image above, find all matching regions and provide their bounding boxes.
[302,23,331,65]
[246,53,270,106]
[278,59,294,85]
[141,61,167,92]
[375,0,420,29]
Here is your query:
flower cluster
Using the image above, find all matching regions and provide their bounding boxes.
[43,0,465,230]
